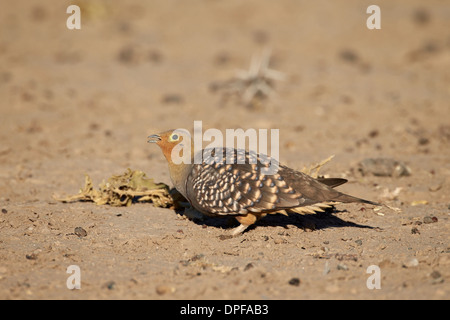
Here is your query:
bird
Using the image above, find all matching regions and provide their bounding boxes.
[148,129,379,236]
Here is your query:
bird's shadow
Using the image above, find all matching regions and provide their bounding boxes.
[176,207,375,233]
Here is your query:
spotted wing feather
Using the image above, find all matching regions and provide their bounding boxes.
[186,149,304,216]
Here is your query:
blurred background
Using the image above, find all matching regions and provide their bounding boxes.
[0,0,449,199]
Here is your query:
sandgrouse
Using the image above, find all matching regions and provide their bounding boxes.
[148,129,378,236]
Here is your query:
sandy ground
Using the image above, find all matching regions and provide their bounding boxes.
[0,0,449,300]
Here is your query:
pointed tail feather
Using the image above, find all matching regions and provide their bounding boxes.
[334,193,380,206]
[317,178,348,188]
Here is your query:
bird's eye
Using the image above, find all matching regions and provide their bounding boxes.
[170,133,179,141]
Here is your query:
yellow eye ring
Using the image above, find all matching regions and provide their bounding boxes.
[169,133,180,142]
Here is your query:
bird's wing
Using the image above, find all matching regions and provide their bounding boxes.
[186,148,317,216]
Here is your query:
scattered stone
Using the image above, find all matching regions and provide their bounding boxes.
[26,253,38,260]
[103,281,116,290]
[430,271,443,284]
[74,227,87,237]
[218,234,233,241]
[403,258,419,268]
[368,129,379,138]
[1,208,7,214]
[411,227,420,234]
[355,239,363,246]
[337,263,348,271]
[379,259,395,268]
[274,238,287,244]
[335,253,358,262]
[244,263,255,271]
[339,49,359,63]
[423,216,438,224]
[418,137,429,145]
[358,158,411,177]
[430,271,441,279]
[191,254,205,262]
[161,93,184,105]
[156,285,176,295]
[428,181,443,192]
[288,277,301,286]
[117,45,137,64]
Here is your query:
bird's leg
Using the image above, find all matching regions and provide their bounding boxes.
[232,213,266,236]
[231,223,250,236]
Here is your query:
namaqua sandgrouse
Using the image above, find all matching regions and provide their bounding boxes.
[148,129,378,236]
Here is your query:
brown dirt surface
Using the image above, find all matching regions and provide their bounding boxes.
[0,0,449,300]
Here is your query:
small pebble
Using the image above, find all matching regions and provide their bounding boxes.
[418,137,429,145]
[244,263,255,271]
[403,258,419,268]
[1,208,7,214]
[117,45,136,64]
[339,49,359,63]
[428,182,442,192]
[423,216,438,224]
[161,93,184,104]
[156,285,175,295]
[430,271,444,284]
[337,263,349,271]
[358,158,411,177]
[368,129,379,138]
[26,253,38,260]
[411,227,420,234]
[104,281,116,290]
[288,278,301,286]
[430,271,441,279]
[74,227,87,237]
[274,238,286,244]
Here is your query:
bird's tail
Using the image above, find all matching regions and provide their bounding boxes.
[316,177,348,188]
[334,193,380,206]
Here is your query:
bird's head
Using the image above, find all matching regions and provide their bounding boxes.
[148,129,193,165]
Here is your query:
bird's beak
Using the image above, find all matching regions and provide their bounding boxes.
[147,134,161,143]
